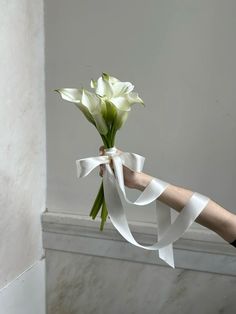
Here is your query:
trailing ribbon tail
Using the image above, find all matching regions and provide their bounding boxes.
[156,201,174,268]
[76,147,210,268]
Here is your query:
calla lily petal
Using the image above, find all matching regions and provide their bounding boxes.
[92,112,108,135]
[81,89,108,135]
[99,98,107,117]
[112,82,134,97]
[75,103,95,125]
[105,100,117,123]
[95,76,113,98]
[55,89,96,125]
[127,92,145,106]
[81,89,100,113]
[110,96,131,111]
[108,75,120,84]
[55,88,82,103]
[90,79,97,89]
[114,110,129,130]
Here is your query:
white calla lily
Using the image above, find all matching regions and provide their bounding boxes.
[55,88,82,103]
[55,88,95,124]
[91,73,144,130]
[55,88,108,135]
[81,89,108,135]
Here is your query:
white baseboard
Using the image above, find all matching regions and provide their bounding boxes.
[0,259,46,314]
[42,211,236,276]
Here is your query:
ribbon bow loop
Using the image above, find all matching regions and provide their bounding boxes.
[76,147,145,179]
[76,155,109,178]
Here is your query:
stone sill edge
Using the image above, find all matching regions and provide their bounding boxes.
[42,210,236,256]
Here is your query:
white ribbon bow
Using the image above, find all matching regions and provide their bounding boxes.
[76,147,210,268]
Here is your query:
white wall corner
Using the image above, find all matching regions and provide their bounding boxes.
[0,259,46,314]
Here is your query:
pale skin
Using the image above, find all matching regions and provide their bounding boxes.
[99,146,236,244]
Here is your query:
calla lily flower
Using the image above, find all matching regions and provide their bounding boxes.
[55,88,108,135]
[90,73,144,129]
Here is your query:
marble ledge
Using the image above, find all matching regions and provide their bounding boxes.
[42,211,236,276]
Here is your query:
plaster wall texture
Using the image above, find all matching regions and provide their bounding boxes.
[0,0,46,288]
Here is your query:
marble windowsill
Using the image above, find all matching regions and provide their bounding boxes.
[42,210,236,276]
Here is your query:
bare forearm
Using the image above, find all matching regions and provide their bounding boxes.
[135,173,193,210]
[135,172,236,243]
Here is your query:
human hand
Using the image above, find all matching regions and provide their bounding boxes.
[99,146,153,191]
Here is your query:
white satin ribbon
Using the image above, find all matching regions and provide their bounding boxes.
[76,147,210,268]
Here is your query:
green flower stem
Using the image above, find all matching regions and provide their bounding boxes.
[100,200,108,231]
[89,134,108,221]
[90,125,117,229]
[109,117,117,147]
[89,181,104,219]
[111,129,117,146]
[100,134,109,148]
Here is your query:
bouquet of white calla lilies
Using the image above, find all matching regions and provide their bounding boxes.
[55,73,144,230]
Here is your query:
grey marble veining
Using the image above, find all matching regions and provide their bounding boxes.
[46,249,236,314]
[43,227,236,276]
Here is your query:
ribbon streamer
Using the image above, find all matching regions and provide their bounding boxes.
[76,147,210,268]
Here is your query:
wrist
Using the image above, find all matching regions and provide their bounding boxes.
[135,172,154,191]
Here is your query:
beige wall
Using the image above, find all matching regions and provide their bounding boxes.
[45,0,236,223]
[0,0,46,288]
